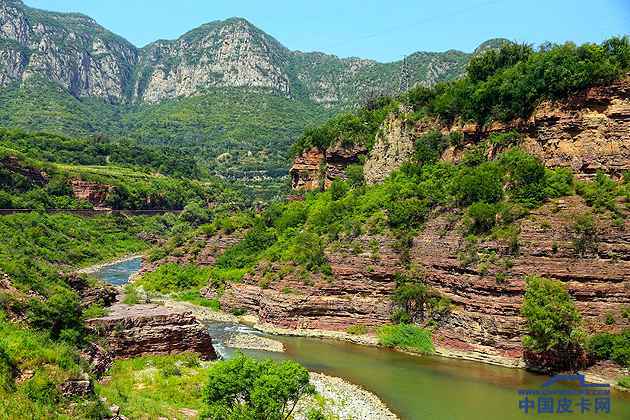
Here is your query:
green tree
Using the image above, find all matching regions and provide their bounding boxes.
[521,276,582,353]
[202,354,314,420]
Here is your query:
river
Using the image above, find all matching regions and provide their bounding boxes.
[95,256,630,420]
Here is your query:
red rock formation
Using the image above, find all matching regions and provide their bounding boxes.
[0,155,48,185]
[290,143,367,191]
[291,76,630,190]
[70,180,112,208]
[86,304,217,360]
[220,197,630,366]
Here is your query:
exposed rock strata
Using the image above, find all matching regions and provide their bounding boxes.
[290,143,367,191]
[221,197,630,366]
[70,180,112,208]
[293,76,630,190]
[85,304,217,360]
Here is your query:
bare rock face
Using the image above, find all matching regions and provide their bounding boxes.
[290,143,367,192]
[59,373,92,398]
[70,180,112,208]
[85,304,217,360]
[221,197,630,366]
[0,155,48,185]
[0,0,137,100]
[294,75,630,191]
[135,18,291,103]
[363,113,419,185]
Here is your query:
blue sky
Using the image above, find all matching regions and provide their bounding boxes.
[24,0,630,62]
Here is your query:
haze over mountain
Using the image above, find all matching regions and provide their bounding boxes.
[0,0,500,177]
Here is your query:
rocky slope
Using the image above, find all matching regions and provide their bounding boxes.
[291,75,630,190]
[0,0,483,107]
[86,303,217,360]
[223,76,630,367]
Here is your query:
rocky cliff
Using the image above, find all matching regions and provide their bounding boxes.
[220,196,629,366]
[0,0,480,106]
[86,303,217,360]
[291,75,630,190]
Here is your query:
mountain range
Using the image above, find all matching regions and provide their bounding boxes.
[0,0,500,177]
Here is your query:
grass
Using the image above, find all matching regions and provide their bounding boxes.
[619,376,630,389]
[96,353,210,419]
[377,324,434,354]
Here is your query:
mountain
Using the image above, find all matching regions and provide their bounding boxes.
[0,0,490,177]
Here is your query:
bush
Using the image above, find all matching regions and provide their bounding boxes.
[499,149,547,206]
[386,198,428,229]
[467,202,498,233]
[345,325,368,335]
[452,162,503,205]
[586,330,630,367]
[619,376,630,389]
[135,263,211,294]
[27,287,82,340]
[202,354,314,420]
[521,276,582,353]
[571,213,598,256]
[377,324,434,354]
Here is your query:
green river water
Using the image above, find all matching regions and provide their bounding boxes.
[99,257,630,420]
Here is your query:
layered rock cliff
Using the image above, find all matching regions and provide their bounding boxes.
[220,196,629,366]
[86,303,217,360]
[291,75,630,190]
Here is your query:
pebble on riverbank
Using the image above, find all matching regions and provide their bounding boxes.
[224,333,285,353]
[295,372,399,420]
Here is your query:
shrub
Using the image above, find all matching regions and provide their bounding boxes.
[202,354,314,420]
[386,198,428,229]
[135,263,211,294]
[619,376,630,389]
[467,202,498,233]
[577,172,620,213]
[571,213,598,256]
[345,164,365,187]
[452,162,503,205]
[586,330,630,367]
[499,149,547,206]
[521,276,582,353]
[345,325,368,335]
[377,324,434,354]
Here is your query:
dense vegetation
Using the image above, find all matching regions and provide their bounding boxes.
[0,211,188,416]
[293,36,630,155]
[0,144,242,210]
[521,276,583,353]
[0,77,332,179]
[377,324,435,354]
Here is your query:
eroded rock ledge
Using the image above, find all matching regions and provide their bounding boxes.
[86,304,217,360]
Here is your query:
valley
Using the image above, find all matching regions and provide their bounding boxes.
[0,0,629,418]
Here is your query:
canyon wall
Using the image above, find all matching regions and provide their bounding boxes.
[291,75,630,191]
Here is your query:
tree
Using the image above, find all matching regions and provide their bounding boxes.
[521,276,582,353]
[202,354,314,420]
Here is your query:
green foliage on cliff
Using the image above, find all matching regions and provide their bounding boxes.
[0,144,241,210]
[377,324,434,354]
[202,353,314,420]
[586,330,630,367]
[406,36,630,124]
[295,36,629,156]
[521,276,583,353]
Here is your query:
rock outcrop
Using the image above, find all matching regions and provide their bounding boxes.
[290,143,367,191]
[86,304,217,360]
[293,75,630,191]
[221,197,630,366]
[70,180,112,208]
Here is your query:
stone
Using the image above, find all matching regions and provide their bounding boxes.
[70,180,113,208]
[85,304,217,360]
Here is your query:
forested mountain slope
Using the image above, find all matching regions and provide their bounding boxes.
[0,0,494,177]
